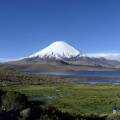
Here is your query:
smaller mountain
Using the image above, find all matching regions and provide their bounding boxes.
[29,41,81,59]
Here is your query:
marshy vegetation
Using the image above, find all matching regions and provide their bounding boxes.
[1,85,120,120]
[0,89,115,120]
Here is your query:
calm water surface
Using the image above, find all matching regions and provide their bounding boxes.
[26,70,120,84]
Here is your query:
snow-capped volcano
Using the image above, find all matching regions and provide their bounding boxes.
[29,41,81,59]
[6,41,120,70]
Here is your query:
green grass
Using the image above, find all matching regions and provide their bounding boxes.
[1,83,120,115]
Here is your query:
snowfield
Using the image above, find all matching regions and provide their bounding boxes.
[29,41,81,59]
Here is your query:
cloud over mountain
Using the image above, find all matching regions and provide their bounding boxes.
[85,53,120,61]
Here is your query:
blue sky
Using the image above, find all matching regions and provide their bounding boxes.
[0,0,120,59]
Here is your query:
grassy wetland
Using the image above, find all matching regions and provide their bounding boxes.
[1,83,120,115]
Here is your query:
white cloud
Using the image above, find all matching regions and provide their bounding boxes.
[0,57,25,63]
[85,53,120,61]
[0,58,18,62]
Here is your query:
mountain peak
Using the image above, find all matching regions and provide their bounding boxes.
[51,41,68,44]
[29,41,81,59]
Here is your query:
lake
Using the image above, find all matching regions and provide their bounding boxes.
[26,70,120,84]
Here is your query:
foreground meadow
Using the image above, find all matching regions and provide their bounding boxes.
[1,83,120,115]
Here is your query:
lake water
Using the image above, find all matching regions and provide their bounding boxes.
[26,70,120,84]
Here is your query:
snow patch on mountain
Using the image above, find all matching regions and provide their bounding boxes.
[29,41,81,59]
